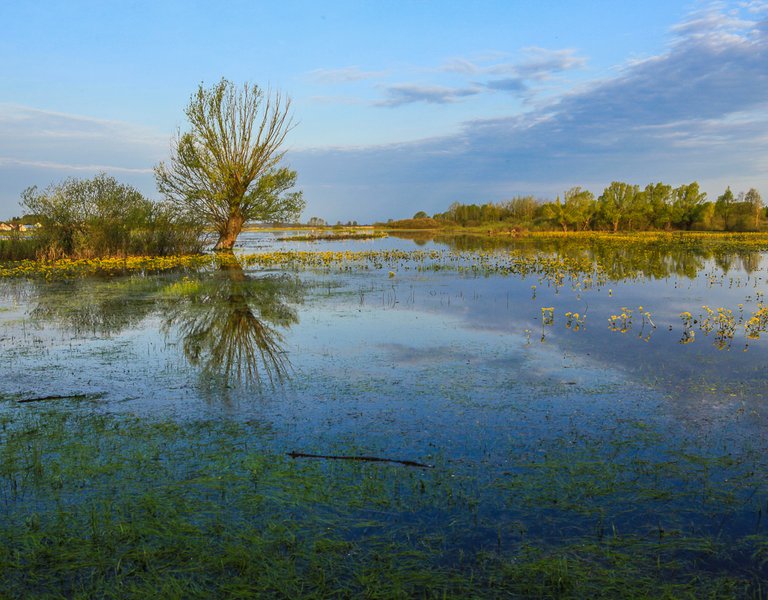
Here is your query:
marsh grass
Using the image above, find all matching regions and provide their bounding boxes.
[1,405,765,598]
[0,232,40,262]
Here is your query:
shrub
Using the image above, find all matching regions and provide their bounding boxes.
[19,173,204,258]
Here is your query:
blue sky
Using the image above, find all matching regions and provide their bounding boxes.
[1,0,766,222]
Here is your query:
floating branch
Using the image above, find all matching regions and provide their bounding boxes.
[287,451,434,469]
[16,393,104,404]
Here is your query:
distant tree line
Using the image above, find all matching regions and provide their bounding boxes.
[424,182,764,232]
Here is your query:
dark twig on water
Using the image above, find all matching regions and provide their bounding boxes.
[16,393,103,404]
[287,451,434,469]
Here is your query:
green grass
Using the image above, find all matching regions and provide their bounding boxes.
[1,405,766,598]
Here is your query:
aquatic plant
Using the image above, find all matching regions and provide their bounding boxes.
[745,304,768,340]
[0,255,213,279]
[564,311,586,331]
[608,307,633,333]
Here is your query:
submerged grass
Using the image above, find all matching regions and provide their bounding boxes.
[1,405,765,598]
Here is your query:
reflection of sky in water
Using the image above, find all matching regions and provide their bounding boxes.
[0,238,764,435]
[233,230,437,253]
[2,236,768,558]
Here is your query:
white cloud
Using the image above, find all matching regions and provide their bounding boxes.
[0,158,153,173]
[307,66,387,84]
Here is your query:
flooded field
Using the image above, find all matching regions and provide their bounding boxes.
[2,232,768,597]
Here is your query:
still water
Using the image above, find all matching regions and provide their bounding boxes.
[1,231,767,594]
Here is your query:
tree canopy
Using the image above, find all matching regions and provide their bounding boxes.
[155,79,305,251]
[424,182,764,232]
[20,173,201,258]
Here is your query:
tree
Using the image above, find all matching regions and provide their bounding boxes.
[563,187,596,231]
[745,188,763,229]
[542,197,568,232]
[641,182,673,229]
[599,182,639,232]
[671,182,706,230]
[715,187,735,230]
[412,211,428,219]
[155,79,305,251]
[501,195,538,224]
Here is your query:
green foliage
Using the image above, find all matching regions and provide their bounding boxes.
[433,196,540,227]
[381,217,440,229]
[599,181,641,232]
[715,186,736,230]
[564,187,596,231]
[641,182,673,229]
[306,216,326,227]
[670,182,707,230]
[424,181,765,233]
[18,173,203,259]
[0,230,39,261]
[155,78,304,251]
[746,187,763,229]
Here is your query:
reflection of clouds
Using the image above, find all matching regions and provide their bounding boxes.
[379,343,474,365]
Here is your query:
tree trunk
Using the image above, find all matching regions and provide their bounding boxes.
[215,213,245,252]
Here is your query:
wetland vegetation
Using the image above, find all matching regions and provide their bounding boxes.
[1,231,768,597]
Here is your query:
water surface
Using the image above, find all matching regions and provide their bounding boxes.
[1,232,767,595]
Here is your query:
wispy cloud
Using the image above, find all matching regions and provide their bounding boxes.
[376,84,481,107]
[0,157,153,174]
[307,66,387,84]
[440,47,586,92]
[0,104,166,213]
[482,78,527,93]
[514,47,586,79]
[0,104,166,146]
[443,48,584,77]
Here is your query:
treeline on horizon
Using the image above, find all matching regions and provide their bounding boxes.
[385,182,765,233]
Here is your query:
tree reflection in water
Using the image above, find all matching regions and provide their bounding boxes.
[390,232,763,280]
[163,254,303,387]
[25,254,304,388]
